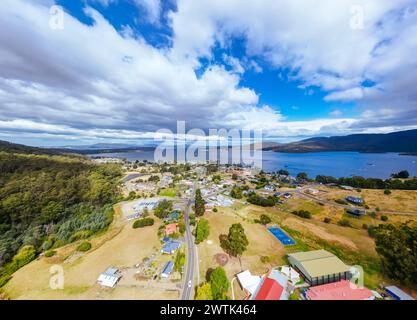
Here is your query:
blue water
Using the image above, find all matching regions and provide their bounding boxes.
[91,150,417,179]
[268,227,296,246]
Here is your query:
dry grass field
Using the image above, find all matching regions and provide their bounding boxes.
[319,186,417,214]
[2,204,177,300]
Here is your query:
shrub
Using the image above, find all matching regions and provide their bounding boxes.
[255,214,272,225]
[213,208,218,213]
[133,218,155,229]
[338,219,353,228]
[384,189,392,195]
[12,245,36,269]
[381,215,389,222]
[362,224,368,230]
[291,210,312,219]
[45,250,57,258]
[195,219,210,244]
[76,242,92,252]
[323,217,331,224]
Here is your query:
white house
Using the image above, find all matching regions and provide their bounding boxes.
[237,270,262,297]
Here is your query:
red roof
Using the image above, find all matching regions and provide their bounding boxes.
[307,280,373,300]
[255,278,284,300]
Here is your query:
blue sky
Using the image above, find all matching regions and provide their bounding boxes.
[0,0,417,146]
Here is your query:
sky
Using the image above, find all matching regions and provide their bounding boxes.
[0,0,417,147]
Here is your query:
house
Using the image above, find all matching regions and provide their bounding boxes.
[165,223,178,235]
[385,286,415,300]
[264,185,275,191]
[161,241,181,254]
[340,185,354,191]
[305,280,374,300]
[288,250,351,286]
[252,269,289,300]
[97,267,121,288]
[283,193,292,199]
[254,278,283,300]
[161,261,174,278]
[346,196,364,205]
[280,266,300,284]
[165,211,180,222]
[236,270,262,298]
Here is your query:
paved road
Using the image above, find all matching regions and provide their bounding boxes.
[121,173,146,183]
[181,197,196,300]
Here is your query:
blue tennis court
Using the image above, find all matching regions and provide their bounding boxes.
[268,227,296,245]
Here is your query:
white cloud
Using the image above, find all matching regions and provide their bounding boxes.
[1,0,416,146]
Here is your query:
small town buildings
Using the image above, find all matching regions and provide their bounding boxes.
[161,241,181,254]
[97,267,121,288]
[161,261,174,278]
[253,270,289,300]
[305,280,374,300]
[288,250,351,286]
[133,199,160,213]
[165,223,178,235]
[385,286,415,300]
[165,212,180,222]
[254,278,284,300]
[237,270,262,298]
[346,196,364,205]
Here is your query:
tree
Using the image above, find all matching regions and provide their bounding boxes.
[230,186,243,199]
[296,172,308,181]
[174,251,186,273]
[178,221,186,235]
[278,169,289,176]
[195,189,205,217]
[208,267,230,300]
[195,219,210,244]
[255,214,272,225]
[154,200,173,219]
[374,223,417,286]
[196,283,213,300]
[391,170,410,179]
[220,223,249,267]
[232,173,238,180]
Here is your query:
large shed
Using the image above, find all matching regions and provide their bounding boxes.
[288,250,351,286]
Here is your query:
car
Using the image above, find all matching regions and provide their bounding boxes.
[188,280,192,288]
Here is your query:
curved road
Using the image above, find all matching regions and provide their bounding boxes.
[181,198,196,300]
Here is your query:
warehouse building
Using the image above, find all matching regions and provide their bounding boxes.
[288,250,351,286]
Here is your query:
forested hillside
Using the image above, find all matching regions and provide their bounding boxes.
[0,151,121,285]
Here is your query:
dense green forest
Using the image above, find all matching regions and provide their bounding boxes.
[0,151,121,285]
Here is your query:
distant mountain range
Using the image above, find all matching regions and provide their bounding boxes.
[263,129,417,153]
[2,129,417,156]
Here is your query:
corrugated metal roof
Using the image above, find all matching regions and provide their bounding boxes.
[386,286,415,300]
[288,250,349,278]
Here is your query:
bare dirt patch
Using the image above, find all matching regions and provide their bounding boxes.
[214,253,229,266]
